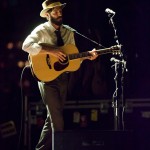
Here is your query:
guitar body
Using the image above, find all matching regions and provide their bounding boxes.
[29,44,81,82]
[29,44,120,82]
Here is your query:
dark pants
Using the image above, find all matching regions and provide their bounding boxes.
[35,73,69,150]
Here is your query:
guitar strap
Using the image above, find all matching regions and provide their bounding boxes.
[55,30,64,46]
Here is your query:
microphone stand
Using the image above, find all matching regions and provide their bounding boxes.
[108,13,127,131]
[65,24,127,130]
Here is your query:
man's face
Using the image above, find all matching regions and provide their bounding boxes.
[49,7,63,26]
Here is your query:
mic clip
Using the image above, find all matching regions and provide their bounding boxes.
[110,57,128,71]
[110,57,125,64]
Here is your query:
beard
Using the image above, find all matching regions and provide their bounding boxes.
[50,16,63,26]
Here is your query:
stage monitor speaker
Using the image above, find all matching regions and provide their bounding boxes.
[54,130,134,150]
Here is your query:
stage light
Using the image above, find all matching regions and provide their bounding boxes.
[7,42,14,50]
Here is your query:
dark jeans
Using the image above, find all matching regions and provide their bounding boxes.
[36,73,69,150]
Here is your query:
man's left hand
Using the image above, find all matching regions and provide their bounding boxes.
[88,48,98,60]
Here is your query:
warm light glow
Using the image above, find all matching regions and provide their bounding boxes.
[17,61,25,68]
[7,42,14,49]
[25,61,30,66]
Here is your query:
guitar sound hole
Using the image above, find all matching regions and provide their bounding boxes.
[54,57,69,71]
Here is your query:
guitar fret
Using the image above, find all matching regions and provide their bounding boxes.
[82,52,90,57]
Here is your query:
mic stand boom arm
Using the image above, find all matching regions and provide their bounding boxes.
[74,30,105,48]
[63,25,105,48]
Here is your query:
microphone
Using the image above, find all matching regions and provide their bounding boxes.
[105,8,115,15]
[110,57,122,63]
[63,25,76,32]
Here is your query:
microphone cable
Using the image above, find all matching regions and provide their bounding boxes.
[17,64,30,150]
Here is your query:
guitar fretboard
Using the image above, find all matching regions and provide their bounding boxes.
[68,47,119,60]
[69,52,90,60]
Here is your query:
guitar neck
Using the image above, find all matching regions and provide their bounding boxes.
[96,47,115,55]
[68,47,115,60]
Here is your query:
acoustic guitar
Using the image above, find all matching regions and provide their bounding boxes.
[29,44,121,82]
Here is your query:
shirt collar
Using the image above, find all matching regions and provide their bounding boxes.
[46,21,63,32]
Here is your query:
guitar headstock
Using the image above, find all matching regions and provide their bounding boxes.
[110,45,122,55]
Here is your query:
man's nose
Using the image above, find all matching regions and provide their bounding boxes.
[58,11,62,16]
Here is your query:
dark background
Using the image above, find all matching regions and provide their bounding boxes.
[0,0,150,149]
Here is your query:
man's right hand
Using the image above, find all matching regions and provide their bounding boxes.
[49,49,67,62]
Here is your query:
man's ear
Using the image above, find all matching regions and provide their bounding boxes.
[45,12,49,17]
[45,12,50,20]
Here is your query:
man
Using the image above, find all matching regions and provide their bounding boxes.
[22,0,98,149]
